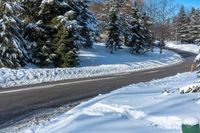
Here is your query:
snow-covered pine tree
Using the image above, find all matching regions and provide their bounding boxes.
[128,3,148,54]
[195,9,200,45]
[0,1,32,68]
[22,0,90,67]
[118,1,132,46]
[36,0,79,67]
[21,0,60,66]
[176,5,189,43]
[52,10,80,67]
[0,0,97,68]
[70,0,98,48]
[106,2,121,53]
[53,27,79,67]
[189,8,200,44]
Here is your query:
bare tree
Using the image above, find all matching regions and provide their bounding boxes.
[143,0,178,41]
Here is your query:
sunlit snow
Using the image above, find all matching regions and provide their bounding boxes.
[0,43,182,88]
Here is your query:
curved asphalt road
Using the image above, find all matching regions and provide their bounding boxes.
[0,48,197,128]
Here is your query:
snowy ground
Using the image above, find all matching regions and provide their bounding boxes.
[166,41,200,54]
[0,43,182,88]
[5,72,200,133]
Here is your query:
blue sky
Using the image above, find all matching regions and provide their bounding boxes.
[175,0,200,9]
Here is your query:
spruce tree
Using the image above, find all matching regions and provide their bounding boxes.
[106,4,121,53]
[128,4,147,54]
[0,0,97,68]
[60,0,98,49]
[0,1,31,68]
[22,0,82,67]
[140,12,153,51]
[54,27,79,67]
[22,0,58,66]
[189,8,200,44]
[176,5,189,43]
[119,1,132,46]
[52,10,79,67]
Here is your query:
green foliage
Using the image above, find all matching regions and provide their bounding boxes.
[0,0,97,68]
[21,1,80,67]
[176,5,190,43]
[0,41,23,68]
[39,1,69,24]
[106,6,121,53]
[0,2,28,68]
[126,2,153,54]
[53,27,79,67]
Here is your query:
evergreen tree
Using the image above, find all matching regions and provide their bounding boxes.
[0,0,98,68]
[106,4,121,53]
[21,0,94,67]
[189,8,200,44]
[54,27,79,67]
[52,10,79,67]
[69,0,98,48]
[176,5,189,43]
[128,4,148,54]
[22,0,60,66]
[0,1,31,68]
[118,1,132,46]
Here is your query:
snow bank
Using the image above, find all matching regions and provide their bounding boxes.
[196,99,200,104]
[0,43,182,88]
[6,72,200,133]
[179,83,200,93]
[166,41,200,54]
[195,54,200,62]
[182,117,199,126]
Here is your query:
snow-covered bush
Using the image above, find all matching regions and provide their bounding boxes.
[179,83,200,94]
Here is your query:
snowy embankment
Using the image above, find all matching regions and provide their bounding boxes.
[166,41,200,54]
[0,43,182,88]
[15,72,200,133]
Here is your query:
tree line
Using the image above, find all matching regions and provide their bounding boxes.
[175,6,200,44]
[105,0,153,54]
[0,0,98,68]
[1,0,174,69]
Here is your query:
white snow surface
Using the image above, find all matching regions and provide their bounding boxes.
[14,72,200,133]
[0,43,182,88]
[166,41,200,54]
[179,83,200,93]
[182,117,199,125]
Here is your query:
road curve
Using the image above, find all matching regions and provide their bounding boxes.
[0,49,197,128]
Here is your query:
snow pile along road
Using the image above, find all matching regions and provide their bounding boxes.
[13,72,200,133]
[166,41,200,54]
[0,43,182,88]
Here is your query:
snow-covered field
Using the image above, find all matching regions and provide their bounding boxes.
[8,72,200,133]
[166,41,200,54]
[0,43,182,88]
